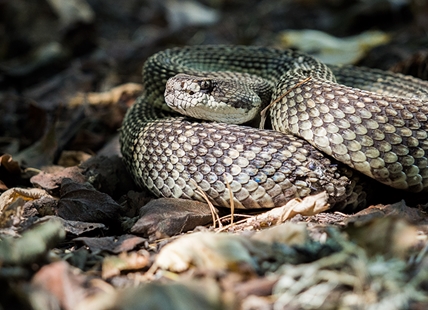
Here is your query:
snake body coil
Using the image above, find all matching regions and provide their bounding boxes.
[120,46,428,210]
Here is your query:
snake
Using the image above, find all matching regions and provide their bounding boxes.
[120,45,428,210]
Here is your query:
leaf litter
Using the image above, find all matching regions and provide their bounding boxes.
[1,0,428,309]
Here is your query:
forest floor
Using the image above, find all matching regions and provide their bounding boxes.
[1,0,428,309]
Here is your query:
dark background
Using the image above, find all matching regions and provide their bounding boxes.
[0,0,427,164]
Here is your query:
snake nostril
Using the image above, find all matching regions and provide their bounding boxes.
[189,91,195,95]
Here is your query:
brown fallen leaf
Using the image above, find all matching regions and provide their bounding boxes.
[73,234,146,254]
[57,178,121,225]
[121,190,152,219]
[0,154,21,174]
[272,226,426,309]
[226,192,330,232]
[0,187,50,213]
[251,222,309,246]
[345,200,427,226]
[14,121,58,169]
[0,154,23,191]
[30,166,87,193]
[131,198,214,240]
[31,261,88,310]
[57,150,92,167]
[80,155,138,200]
[68,83,143,107]
[22,195,58,218]
[345,216,419,259]
[154,232,270,273]
[102,251,150,279]
[41,215,107,236]
[0,180,8,192]
[241,295,273,310]
[76,279,229,310]
[0,187,52,229]
[234,276,279,298]
[276,192,330,223]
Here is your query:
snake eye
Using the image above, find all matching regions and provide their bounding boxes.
[199,80,212,92]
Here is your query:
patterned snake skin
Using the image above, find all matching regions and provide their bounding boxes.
[120,45,428,210]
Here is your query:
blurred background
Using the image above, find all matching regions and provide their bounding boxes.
[0,0,427,168]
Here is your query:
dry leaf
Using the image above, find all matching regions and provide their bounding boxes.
[57,150,92,167]
[74,234,146,254]
[102,251,150,279]
[68,83,143,107]
[30,166,87,193]
[272,227,425,310]
[278,29,390,64]
[345,216,419,259]
[77,280,228,310]
[0,187,50,212]
[0,187,52,228]
[277,192,330,223]
[42,215,107,235]
[155,232,263,273]
[57,178,121,225]
[80,155,138,201]
[31,261,87,310]
[345,200,427,226]
[131,198,214,240]
[251,222,308,246]
[0,154,21,174]
[0,219,65,265]
[221,193,330,233]
[45,0,95,28]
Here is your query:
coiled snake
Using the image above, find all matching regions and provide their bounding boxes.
[120,46,428,210]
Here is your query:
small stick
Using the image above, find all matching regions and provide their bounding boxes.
[190,179,221,228]
[216,216,253,233]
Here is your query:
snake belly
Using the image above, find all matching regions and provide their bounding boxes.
[120,45,428,210]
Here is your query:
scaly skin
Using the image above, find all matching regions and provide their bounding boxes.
[120,45,428,210]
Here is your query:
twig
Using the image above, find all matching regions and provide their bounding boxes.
[216,216,255,232]
[190,179,221,228]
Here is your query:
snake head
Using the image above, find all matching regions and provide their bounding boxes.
[164,73,271,124]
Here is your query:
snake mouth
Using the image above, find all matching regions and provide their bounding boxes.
[164,73,265,124]
[165,89,260,124]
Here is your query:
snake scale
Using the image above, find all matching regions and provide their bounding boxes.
[120,45,428,210]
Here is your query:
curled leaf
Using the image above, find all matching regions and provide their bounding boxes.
[155,232,261,273]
